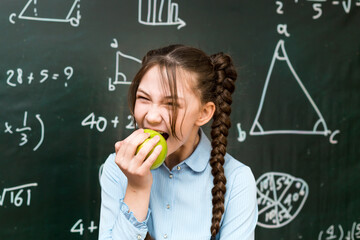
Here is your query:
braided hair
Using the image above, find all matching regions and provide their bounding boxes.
[209,53,236,239]
[129,45,237,240]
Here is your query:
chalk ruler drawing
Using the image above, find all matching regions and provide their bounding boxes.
[249,40,340,143]
[0,183,38,207]
[138,0,186,29]
[108,39,142,91]
[256,172,309,228]
[9,0,81,27]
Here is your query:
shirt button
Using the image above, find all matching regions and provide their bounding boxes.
[164,234,168,239]
[166,204,170,209]
[137,234,142,239]
[177,166,181,171]
[169,174,173,179]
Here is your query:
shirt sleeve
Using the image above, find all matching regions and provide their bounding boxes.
[98,153,150,240]
[219,166,258,240]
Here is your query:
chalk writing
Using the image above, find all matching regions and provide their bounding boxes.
[275,0,360,19]
[138,0,186,29]
[9,0,81,27]
[70,219,98,235]
[108,39,141,91]
[256,172,309,228]
[6,66,74,87]
[318,222,360,240]
[3,111,44,151]
[236,123,246,142]
[81,113,134,132]
[0,183,38,207]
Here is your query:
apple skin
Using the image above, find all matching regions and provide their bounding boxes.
[136,129,168,170]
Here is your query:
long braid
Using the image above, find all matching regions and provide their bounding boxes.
[209,53,237,238]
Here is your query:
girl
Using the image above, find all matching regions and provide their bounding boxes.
[99,45,258,240]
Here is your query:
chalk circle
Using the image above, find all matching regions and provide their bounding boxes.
[256,172,309,228]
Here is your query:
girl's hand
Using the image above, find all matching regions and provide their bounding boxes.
[114,128,162,191]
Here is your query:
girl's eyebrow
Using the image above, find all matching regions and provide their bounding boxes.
[138,88,185,102]
[136,88,150,97]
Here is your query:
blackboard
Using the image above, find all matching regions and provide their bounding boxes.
[1,0,359,239]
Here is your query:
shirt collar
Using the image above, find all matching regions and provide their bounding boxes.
[182,128,212,172]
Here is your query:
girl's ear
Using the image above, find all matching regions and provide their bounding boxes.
[196,102,216,126]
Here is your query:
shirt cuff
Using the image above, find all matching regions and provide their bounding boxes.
[119,199,151,230]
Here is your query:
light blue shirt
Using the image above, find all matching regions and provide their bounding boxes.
[99,129,258,240]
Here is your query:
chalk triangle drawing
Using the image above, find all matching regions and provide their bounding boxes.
[16,0,81,27]
[108,48,142,91]
[250,40,329,136]
[114,51,142,85]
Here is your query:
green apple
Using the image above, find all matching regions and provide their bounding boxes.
[136,129,168,170]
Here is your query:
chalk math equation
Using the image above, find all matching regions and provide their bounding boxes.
[0,183,38,207]
[5,66,74,88]
[318,222,360,240]
[276,0,360,19]
[2,111,44,151]
[70,219,98,236]
[81,112,135,132]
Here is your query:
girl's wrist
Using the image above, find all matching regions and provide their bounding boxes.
[124,184,151,222]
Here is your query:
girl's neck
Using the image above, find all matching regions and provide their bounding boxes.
[165,130,200,170]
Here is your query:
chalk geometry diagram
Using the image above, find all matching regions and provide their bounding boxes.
[138,0,186,29]
[9,0,81,27]
[256,172,309,228]
[250,40,330,136]
[108,39,142,91]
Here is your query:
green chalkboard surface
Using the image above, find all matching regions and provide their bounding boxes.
[1,0,359,239]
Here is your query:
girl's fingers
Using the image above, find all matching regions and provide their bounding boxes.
[115,129,144,162]
[122,131,151,159]
[141,145,162,171]
[114,141,122,154]
[134,135,160,165]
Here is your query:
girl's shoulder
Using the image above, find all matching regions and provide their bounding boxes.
[223,153,256,189]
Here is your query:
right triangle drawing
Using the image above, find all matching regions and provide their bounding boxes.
[250,40,328,136]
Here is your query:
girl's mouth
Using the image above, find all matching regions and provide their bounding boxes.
[159,132,169,140]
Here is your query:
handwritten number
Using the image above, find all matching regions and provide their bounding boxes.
[7,70,16,87]
[276,1,284,14]
[312,3,322,19]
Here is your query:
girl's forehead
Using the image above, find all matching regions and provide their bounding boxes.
[139,65,197,97]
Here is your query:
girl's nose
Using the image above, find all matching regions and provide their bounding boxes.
[145,105,162,125]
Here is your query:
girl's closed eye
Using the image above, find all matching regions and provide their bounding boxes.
[136,95,149,101]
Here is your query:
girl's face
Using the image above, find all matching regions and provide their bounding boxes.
[134,65,204,163]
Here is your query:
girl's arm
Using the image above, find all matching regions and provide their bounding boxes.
[99,129,161,240]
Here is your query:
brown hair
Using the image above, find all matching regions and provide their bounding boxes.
[128,45,237,239]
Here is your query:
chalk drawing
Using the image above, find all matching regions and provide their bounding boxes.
[256,172,309,228]
[138,0,186,29]
[250,40,335,137]
[9,0,81,27]
[108,39,142,91]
